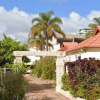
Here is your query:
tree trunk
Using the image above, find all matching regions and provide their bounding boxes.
[46,33,48,51]
[40,37,43,51]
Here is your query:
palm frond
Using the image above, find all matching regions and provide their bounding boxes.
[52,31,57,39]
[31,27,41,36]
[51,24,66,38]
[32,17,40,24]
[93,17,100,25]
[48,42,54,48]
[39,12,52,23]
[39,13,47,21]
[28,30,32,38]
[47,25,52,36]
[47,10,54,16]
[27,40,36,49]
[28,36,35,42]
[49,17,62,24]
[88,23,97,28]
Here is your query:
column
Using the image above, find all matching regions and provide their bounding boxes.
[56,56,65,92]
[14,56,22,64]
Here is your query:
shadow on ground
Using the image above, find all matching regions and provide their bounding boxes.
[25,83,55,93]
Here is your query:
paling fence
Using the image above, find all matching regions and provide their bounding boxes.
[0,67,18,89]
[0,67,35,100]
[0,67,19,100]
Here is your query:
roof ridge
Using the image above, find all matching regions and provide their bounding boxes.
[85,34,100,47]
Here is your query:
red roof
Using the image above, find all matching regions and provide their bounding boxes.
[58,42,78,51]
[66,26,100,52]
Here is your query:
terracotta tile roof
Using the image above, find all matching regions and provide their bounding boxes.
[58,42,78,51]
[66,26,100,52]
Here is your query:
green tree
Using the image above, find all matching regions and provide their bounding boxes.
[29,10,66,51]
[0,34,30,67]
[86,17,100,38]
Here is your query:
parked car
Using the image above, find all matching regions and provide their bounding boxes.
[26,69,31,74]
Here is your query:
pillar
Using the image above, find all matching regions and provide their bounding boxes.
[56,56,65,92]
[14,56,22,64]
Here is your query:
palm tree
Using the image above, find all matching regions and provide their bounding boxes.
[28,33,53,51]
[86,17,100,38]
[29,10,66,51]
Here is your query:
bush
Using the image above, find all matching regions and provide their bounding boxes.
[12,63,29,74]
[89,87,100,100]
[34,56,56,80]
[34,61,42,77]
[61,74,69,90]
[0,71,25,100]
[62,57,100,100]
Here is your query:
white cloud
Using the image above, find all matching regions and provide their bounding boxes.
[87,10,100,20]
[0,6,38,43]
[60,11,98,34]
[0,6,100,44]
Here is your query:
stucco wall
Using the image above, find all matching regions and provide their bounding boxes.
[66,52,100,62]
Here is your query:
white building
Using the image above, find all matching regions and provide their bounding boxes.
[79,28,90,35]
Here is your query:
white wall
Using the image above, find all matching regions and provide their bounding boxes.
[52,43,60,51]
[27,48,40,62]
[66,52,100,62]
[81,52,100,59]
[48,36,57,45]
[27,43,60,62]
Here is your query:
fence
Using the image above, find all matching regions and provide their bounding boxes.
[0,67,19,100]
[0,67,18,85]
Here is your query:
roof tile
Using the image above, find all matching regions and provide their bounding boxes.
[58,42,78,51]
[66,26,100,52]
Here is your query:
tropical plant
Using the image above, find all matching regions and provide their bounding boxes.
[29,10,66,51]
[28,33,53,51]
[86,17,100,38]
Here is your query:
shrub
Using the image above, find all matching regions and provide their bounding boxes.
[12,63,29,74]
[62,57,100,100]
[34,61,42,77]
[61,74,69,90]
[88,87,100,100]
[0,71,25,100]
[34,56,56,80]
[76,84,85,97]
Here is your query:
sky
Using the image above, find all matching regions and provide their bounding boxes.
[0,0,100,43]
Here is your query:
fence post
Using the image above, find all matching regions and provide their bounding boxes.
[4,67,6,79]
[0,72,3,86]
[17,96,18,100]
[17,67,18,72]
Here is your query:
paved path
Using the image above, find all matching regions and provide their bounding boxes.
[24,74,70,100]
